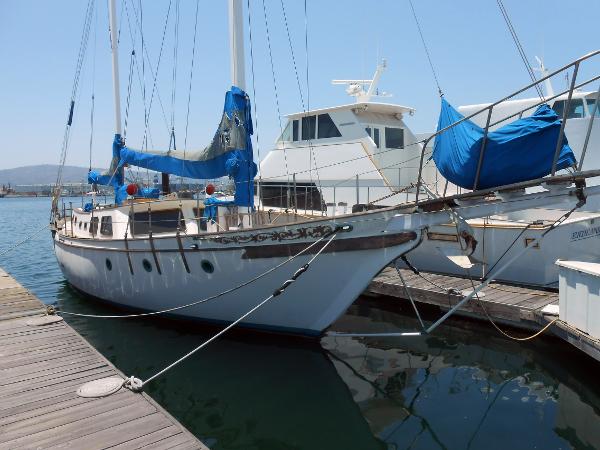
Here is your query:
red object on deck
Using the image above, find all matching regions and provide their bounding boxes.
[126,183,138,196]
[205,184,215,195]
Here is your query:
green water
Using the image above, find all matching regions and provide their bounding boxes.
[2,197,600,449]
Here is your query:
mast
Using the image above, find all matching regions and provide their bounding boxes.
[108,0,122,136]
[228,0,246,91]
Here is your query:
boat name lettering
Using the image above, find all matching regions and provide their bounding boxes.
[571,226,600,241]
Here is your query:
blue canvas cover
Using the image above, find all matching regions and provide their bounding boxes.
[118,86,257,206]
[432,98,577,190]
[92,87,257,206]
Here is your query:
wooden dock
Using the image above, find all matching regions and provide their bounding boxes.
[367,267,600,363]
[0,267,208,450]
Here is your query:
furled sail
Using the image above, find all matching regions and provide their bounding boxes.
[432,98,577,190]
[90,86,257,206]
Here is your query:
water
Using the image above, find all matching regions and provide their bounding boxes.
[2,197,600,449]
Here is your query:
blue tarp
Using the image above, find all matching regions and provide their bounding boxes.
[203,196,235,222]
[117,86,257,206]
[432,98,577,190]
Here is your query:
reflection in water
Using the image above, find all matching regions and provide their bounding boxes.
[326,299,600,449]
[2,198,600,449]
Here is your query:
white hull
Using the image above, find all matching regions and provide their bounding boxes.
[404,212,600,287]
[55,210,420,336]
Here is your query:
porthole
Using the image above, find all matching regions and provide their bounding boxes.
[142,259,152,272]
[201,260,214,274]
[105,258,112,271]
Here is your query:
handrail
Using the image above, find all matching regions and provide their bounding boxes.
[415,50,600,204]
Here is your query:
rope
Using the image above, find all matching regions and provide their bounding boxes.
[125,231,338,391]
[496,0,544,100]
[408,0,442,96]
[466,271,558,341]
[459,201,585,340]
[56,231,336,319]
[0,224,50,257]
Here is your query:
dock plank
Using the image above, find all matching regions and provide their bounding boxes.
[0,268,207,449]
[367,267,560,329]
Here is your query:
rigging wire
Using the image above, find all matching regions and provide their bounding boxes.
[88,0,98,172]
[280,0,305,112]
[182,0,201,189]
[496,0,544,100]
[261,0,290,181]
[124,231,339,391]
[247,0,264,208]
[138,0,173,168]
[56,232,332,319]
[303,0,324,212]
[52,0,95,218]
[407,0,442,96]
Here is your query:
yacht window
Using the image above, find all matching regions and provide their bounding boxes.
[90,217,99,235]
[292,120,299,141]
[280,121,292,141]
[385,127,404,149]
[587,98,600,117]
[365,127,380,148]
[100,216,113,236]
[301,115,316,140]
[552,99,585,119]
[317,114,341,138]
[131,209,186,235]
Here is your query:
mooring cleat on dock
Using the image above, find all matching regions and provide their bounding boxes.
[124,376,144,393]
[76,376,124,398]
[26,315,64,326]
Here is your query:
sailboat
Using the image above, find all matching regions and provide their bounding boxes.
[51,0,600,336]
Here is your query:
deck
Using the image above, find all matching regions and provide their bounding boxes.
[0,267,208,449]
[367,267,600,363]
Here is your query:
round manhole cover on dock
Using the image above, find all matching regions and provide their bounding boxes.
[77,377,124,398]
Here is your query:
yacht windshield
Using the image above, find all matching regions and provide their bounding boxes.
[586,98,600,117]
[552,98,585,118]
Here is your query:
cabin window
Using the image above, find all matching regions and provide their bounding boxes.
[366,127,380,148]
[90,217,99,235]
[385,127,404,149]
[131,209,186,235]
[280,121,292,141]
[587,98,600,117]
[552,99,585,119]
[301,115,316,140]
[317,114,341,138]
[100,216,113,236]
[292,120,299,141]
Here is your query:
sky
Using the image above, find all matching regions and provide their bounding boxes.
[0,0,599,170]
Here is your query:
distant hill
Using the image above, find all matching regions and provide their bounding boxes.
[0,165,105,186]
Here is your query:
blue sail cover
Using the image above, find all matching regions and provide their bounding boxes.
[93,87,257,206]
[432,98,577,190]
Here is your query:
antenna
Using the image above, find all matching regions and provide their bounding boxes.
[332,59,391,103]
[534,56,555,98]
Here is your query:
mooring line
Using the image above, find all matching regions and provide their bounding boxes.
[57,232,335,319]
[0,223,50,257]
[124,231,338,392]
